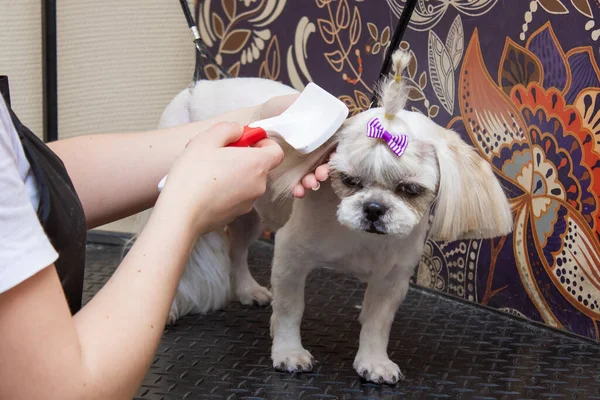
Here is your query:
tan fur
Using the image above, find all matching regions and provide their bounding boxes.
[429,129,513,241]
[269,135,338,201]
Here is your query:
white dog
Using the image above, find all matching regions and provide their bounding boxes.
[136,50,513,384]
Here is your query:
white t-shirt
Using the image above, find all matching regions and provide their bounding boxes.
[0,96,58,294]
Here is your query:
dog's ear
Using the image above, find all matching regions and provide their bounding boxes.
[269,134,339,201]
[429,129,513,242]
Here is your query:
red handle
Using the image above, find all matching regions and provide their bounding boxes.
[227,125,267,148]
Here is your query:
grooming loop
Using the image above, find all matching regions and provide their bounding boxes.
[179,0,231,80]
[370,0,419,107]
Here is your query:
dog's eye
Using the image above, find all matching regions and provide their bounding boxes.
[397,183,424,196]
[341,174,362,188]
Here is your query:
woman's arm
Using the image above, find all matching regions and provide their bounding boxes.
[0,123,283,400]
[48,103,268,229]
[0,217,192,400]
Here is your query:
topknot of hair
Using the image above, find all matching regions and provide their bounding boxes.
[376,49,411,120]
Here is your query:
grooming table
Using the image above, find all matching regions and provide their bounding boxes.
[84,240,600,399]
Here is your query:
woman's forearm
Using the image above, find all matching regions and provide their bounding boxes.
[72,200,197,399]
[48,105,261,229]
[0,198,200,400]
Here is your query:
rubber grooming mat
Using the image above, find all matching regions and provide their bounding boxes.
[84,241,600,399]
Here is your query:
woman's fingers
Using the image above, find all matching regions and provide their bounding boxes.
[301,173,319,190]
[293,184,306,199]
[314,164,330,181]
[291,163,330,198]
[301,165,329,189]
[260,94,300,120]
[187,121,244,148]
[253,139,284,170]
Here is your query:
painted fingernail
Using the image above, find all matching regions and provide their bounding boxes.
[312,182,320,191]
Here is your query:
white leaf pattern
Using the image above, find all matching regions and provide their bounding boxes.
[445,15,464,70]
[551,215,600,316]
[428,30,455,115]
[411,106,424,115]
[286,17,315,91]
[513,207,562,328]
[385,0,498,31]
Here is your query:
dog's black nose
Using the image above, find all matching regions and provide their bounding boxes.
[363,202,387,222]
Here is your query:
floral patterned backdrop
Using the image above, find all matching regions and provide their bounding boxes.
[194,0,600,342]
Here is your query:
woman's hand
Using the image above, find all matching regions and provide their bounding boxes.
[258,93,333,198]
[157,122,284,235]
[292,163,330,198]
[258,93,299,120]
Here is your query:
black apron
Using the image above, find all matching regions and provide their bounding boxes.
[0,76,87,314]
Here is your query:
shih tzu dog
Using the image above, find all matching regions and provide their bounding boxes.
[136,50,513,384]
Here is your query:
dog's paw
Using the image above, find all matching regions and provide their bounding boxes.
[235,283,272,306]
[353,355,404,385]
[272,348,314,373]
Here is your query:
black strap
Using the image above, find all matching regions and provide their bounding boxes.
[2,75,87,314]
[42,0,59,142]
[0,75,11,107]
[370,0,419,107]
[179,0,231,81]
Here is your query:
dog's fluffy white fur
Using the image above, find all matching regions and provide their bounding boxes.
[136,51,513,384]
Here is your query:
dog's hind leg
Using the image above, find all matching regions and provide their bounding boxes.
[227,209,272,306]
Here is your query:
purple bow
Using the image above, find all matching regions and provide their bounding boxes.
[366,117,409,157]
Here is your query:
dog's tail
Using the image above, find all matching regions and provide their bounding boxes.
[269,135,339,201]
[168,229,232,323]
[132,204,232,324]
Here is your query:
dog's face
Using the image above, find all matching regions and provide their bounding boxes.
[328,110,439,237]
[269,53,512,242]
[324,107,513,242]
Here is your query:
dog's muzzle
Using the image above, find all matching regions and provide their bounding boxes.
[363,202,387,222]
[363,202,387,235]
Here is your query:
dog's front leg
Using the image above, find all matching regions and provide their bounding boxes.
[354,274,410,384]
[269,232,315,372]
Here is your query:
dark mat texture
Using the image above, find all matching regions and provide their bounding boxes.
[84,241,600,400]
